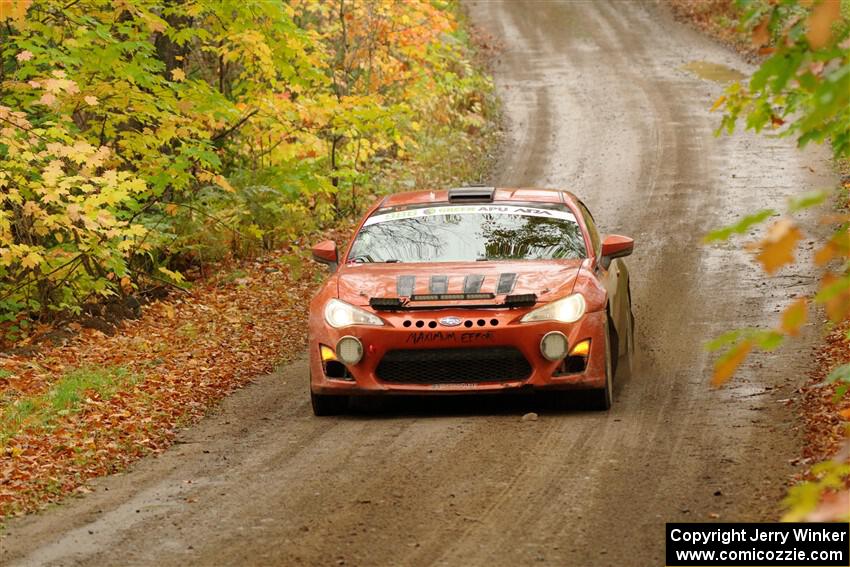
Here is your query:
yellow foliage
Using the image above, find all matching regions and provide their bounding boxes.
[712,340,753,387]
[0,0,31,23]
[780,298,808,336]
[0,0,493,324]
[748,218,803,274]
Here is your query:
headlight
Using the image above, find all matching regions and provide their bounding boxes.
[520,293,586,324]
[324,298,384,328]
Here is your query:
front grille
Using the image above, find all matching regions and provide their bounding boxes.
[376,347,532,384]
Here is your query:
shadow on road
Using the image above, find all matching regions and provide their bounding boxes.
[344,388,626,419]
[340,353,638,418]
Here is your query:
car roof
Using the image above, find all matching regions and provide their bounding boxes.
[378,187,581,209]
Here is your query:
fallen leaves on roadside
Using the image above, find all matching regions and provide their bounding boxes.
[668,0,759,56]
[0,246,328,517]
[798,319,850,483]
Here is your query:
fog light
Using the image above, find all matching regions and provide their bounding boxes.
[570,339,590,357]
[320,344,336,361]
[336,336,363,365]
[540,331,568,361]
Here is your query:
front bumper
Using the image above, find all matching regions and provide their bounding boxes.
[309,309,608,395]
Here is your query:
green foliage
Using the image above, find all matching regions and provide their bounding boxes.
[826,363,850,384]
[706,328,785,351]
[708,0,850,375]
[0,365,138,444]
[825,362,850,399]
[707,0,850,521]
[0,0,496,333]
[720,0,850,158]
[783,459,850,521]
[703,209,777,242]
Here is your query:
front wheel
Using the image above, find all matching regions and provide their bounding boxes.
[624,286,636,375]
[587,323,613,411]
[311,391,348,416]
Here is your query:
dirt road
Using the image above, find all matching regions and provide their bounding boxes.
[1,1,838,566]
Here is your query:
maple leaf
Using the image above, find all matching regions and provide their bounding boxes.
[213,175,234,193]
[780,298,808,336]
[171,68,186,82]
[22,201,44,218]
[710,95,725,112]
[818,274,850,323]
[84,96,99,106]
[66,204,81,221]
[748,218,803,275]
[814,229,850,266]
[712,340,753,387]
[751,17,769,46]
[806,0,841,49]
[38,92,57,106]
[16,50,33,62]
[21,251,42,269]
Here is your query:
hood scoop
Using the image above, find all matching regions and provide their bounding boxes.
[447,186,495,203]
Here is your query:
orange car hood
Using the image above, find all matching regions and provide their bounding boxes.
[336,260,586,306]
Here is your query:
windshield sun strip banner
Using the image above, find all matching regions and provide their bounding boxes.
[363,204,577,226]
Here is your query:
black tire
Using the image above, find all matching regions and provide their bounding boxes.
[311,391,348,416]
[624,286,636,375]
[608,310,619,378]
[587,321,613,411]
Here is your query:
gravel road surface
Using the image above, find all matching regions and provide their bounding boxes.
[1,1,837,566]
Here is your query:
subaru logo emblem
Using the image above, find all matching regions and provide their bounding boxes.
[439,316,463,327]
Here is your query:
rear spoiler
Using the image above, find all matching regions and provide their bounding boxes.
[369,293,537,311]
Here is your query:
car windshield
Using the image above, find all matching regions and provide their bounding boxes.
[347,204,587,263]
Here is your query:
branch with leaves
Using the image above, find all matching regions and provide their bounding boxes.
[706,0,850,521]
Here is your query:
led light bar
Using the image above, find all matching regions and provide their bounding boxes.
[410,293,494,301]
[370,297,404,310]
[368,292,535,311]
[504,293,538,307]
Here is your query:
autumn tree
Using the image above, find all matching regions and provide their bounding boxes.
[0,0,494,338]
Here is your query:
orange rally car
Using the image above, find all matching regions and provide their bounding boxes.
[308,187,635,415]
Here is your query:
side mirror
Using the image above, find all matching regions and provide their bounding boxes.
[599,234,634,269]
[311,240,339,272]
